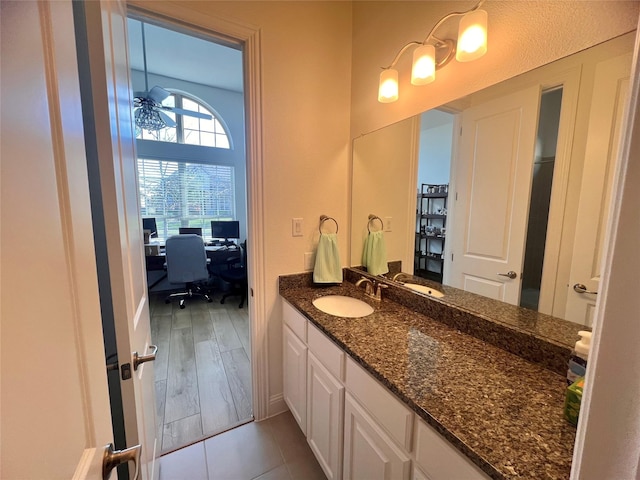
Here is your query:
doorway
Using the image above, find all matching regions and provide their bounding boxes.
[127,15,253,453]
[520,87,563,310]
[414,109,456,282]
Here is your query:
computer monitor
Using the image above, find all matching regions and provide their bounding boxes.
[179,227,203,236]
[142,218,157,238]
[211,220,240,242]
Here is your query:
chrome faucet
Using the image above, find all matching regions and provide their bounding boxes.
[392,272,408,282]
[356,276,387,301]
[355,277,374,296]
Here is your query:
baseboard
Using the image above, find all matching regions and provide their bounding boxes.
[268,393,287,418]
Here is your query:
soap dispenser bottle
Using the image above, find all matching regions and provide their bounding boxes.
[567,330,591,385]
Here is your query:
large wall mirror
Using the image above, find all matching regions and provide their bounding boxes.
[351,32,635,328]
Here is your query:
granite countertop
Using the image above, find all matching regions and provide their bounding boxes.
[279,275,576,480]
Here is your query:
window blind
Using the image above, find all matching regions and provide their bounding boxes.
[138,158,235,238]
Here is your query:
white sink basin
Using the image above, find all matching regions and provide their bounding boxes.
[402,283,445,298]
[312,295,374,318]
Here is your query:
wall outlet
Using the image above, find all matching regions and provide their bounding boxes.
[292,218,303,237]
[385,216,392,232]
[304,252,315,270]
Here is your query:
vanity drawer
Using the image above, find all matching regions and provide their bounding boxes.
[414,417,489,480]
[283,299,307,342]
[308,323,345,381]
[345,356,413,451]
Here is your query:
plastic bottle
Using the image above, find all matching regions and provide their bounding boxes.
[567,330,591,385]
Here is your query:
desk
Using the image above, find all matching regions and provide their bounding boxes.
[145,242,241,290]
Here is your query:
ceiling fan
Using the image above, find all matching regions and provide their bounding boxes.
[133,22,212,132]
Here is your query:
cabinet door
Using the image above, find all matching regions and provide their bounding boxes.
[343,393,411,480]
[307,352,345,480]
[283,325,307,434]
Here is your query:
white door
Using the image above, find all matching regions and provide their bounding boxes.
[81,0,158,477]
[448,86,540,305]
[564,53,632,326]
[0,1,156,478]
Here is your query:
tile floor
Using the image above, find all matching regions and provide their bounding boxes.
[150,289,253,453]
[157,411,326,480]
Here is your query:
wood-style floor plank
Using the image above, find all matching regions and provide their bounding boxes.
[151,314,172,382]
[195,339,239,435]
[151,292,253,453]
[155,379,167,452]
[228,308,251,359]
[211,310,243,352]
[162,413,203,452]
[221,348,253,421]
[172,308,192,330]
[164,327,200,424]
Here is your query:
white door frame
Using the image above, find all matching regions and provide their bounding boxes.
[127,2,270,420]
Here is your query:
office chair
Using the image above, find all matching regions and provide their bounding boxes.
[220,240,248,308]
[164,234,212,309]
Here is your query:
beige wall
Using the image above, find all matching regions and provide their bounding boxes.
[129,1,354,412]
[128,1,638,420]
[351,116,418,271]
[350,1,639,137]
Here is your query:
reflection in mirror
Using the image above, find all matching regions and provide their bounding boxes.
[350,33,635,327]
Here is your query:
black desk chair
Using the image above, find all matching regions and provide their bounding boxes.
[219,241,248,308]
[164,234,212,309]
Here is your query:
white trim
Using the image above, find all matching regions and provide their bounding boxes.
[127,1,269,421]
[268,393,288,419]
[571,25,640,479]
[72,447,104,480]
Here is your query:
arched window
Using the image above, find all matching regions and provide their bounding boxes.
[136,92,231,149]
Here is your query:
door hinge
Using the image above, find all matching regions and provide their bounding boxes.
[451,253,454,261]
[455,192,458,201]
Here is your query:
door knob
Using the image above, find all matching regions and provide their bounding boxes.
[497,271,518,279]
[573,283,598,295]
[102,443,140,480]
[133,344,158,371]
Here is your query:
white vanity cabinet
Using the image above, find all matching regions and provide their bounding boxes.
[281,299,490,480]
[307,350,344,480]
[343,392,412,480]
[413,417,488,480]
[306,322,346,480]
[283,302,308,434]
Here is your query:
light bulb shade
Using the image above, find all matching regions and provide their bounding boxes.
[378,69,399,103]
[456,9,487,62]
[411,44,436,85]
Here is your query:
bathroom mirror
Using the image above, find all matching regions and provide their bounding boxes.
[350,33,635,327]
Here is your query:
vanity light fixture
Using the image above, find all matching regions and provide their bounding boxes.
[378,0,487,103]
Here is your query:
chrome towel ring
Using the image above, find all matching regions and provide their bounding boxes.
[368,214,384,233]
[319,215,339,234]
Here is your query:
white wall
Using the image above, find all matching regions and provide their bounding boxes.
[417,110,454,187]
[131,70,249,239]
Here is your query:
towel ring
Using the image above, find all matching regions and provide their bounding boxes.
[367,214,384,233]
[319,215,339,234]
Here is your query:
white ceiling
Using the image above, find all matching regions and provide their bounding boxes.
[127,18,244,93]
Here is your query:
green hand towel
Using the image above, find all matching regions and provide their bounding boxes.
[362,231,388,276]
[313,233,342,283]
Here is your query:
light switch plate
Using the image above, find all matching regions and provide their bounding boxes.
[292,218,303,237]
